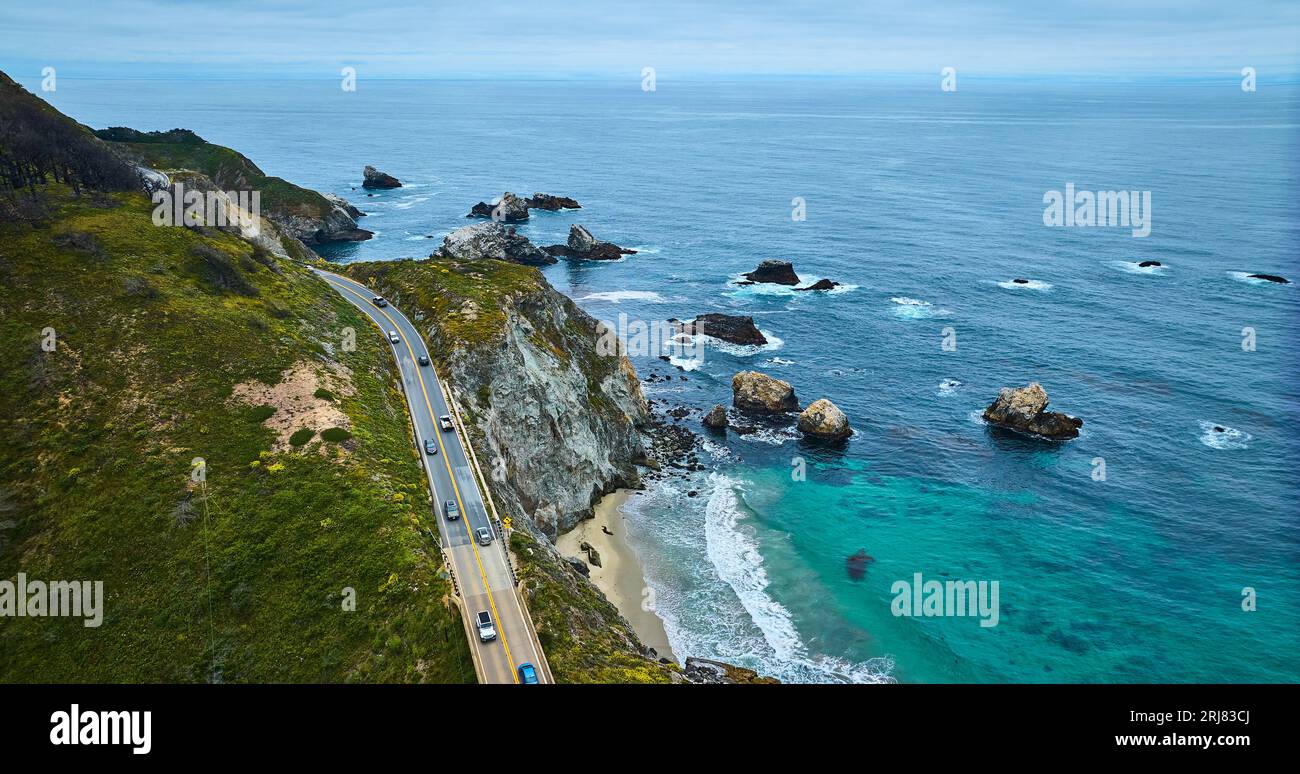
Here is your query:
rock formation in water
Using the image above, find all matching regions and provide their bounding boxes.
[982,382,1082,440]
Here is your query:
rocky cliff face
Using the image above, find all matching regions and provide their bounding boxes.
[347,257,649,539]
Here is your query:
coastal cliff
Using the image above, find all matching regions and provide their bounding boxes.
[93,126,372,246]
[344,257,649,540]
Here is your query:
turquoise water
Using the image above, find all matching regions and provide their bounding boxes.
[29,76,1300,682]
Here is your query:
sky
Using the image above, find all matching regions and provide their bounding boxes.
[1,0,1298,79]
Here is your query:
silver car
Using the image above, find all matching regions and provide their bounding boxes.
[475,526,493,546]
[387,330,400,344]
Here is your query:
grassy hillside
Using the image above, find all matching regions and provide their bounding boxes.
[94,126,341,223]
[0,184,474,682]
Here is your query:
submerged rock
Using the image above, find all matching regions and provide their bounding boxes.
[743,260,800,285]
[981,382,1082,440]
[677,313,767,346]
[467,191,530,222]
[432,222,555,265]
[361,165,401,189]
[846,549,874,581]
[1248,273,1290,284]
[732,371,798,414]
[797,398,852,440]
[1137,260,1162,268]
[545,224,636,260]
[703,404,729,430]
[1011,278,1030,284]
[526,193,581,211]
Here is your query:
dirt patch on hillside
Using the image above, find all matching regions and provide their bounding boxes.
[231,360,354,451]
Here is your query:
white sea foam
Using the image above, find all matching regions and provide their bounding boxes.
[577,290,666,303]
[767,357,796,366]
[725,274,859,299]
[997,279,1053,291]
[696,331,784,356]
[938,378,962,396]
[1198,421,1252,450]
[890,297,948,319]
[667,356,704,372]
[701,475,895,683]
[392,195,431,210]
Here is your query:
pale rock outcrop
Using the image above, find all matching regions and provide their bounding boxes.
[467,191,530,222]
[732,371,798,414]
[981,382,1082,440]
[797,398,852,440]
[433,222,556,266]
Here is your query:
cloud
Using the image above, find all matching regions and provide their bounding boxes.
[3,0,1298,77]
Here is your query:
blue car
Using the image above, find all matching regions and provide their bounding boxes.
[517,663,538,684]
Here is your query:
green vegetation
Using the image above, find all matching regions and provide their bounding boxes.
[0,184,474,683]
[93,127,339,221]
[510,532,676,684]
[289,428,316,446]
[313,388,335,401]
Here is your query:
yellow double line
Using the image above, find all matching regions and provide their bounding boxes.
[321,272,521,684]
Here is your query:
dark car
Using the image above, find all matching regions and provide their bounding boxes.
[424,439,437,455]
[444,500,459,520]
[417,355,430,367]
[517,663,538,684]
[372,296,388,307]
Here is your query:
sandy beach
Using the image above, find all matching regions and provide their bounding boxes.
[557,489,676,662]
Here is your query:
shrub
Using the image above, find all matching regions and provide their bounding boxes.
[289,428,315,446]
[248,405,276,423]
[320,427,351,443]
[313,388,334,401]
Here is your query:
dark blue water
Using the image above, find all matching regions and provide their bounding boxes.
[31,76,1300,682]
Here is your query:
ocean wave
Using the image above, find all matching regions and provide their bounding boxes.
[766,357,796,366]
[628,245,662,254]
[725,274,860,299]
[1198,421,1252,450]
[735,423,800,446]
[391,195,430,210]
[577,290,666,303]
[890,297,949,319]
[938,378,962,396]
[702,475,895,683]
[668,356,704,372]
[696,331,784,356]
[997,279,1053,291]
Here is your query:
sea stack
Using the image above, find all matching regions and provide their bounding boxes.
[703,404,729,430]
[732,371,798,414]
[981,382,1082,440]
[678,313,767,346]
[743,260,801,285]
[546,224,636,260]
[362,165,402,189]
[467,191,530,222]
[797,398,852,440]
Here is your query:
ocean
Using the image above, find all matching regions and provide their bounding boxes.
[30,74,1300,683]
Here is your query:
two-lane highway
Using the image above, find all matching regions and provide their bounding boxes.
[315,269,548,684]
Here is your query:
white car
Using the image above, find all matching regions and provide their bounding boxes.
[372,296,388,307]
[475,527,493,546]
[438,415,454,432]
[387,331,400,344]
[476,611,497,642]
